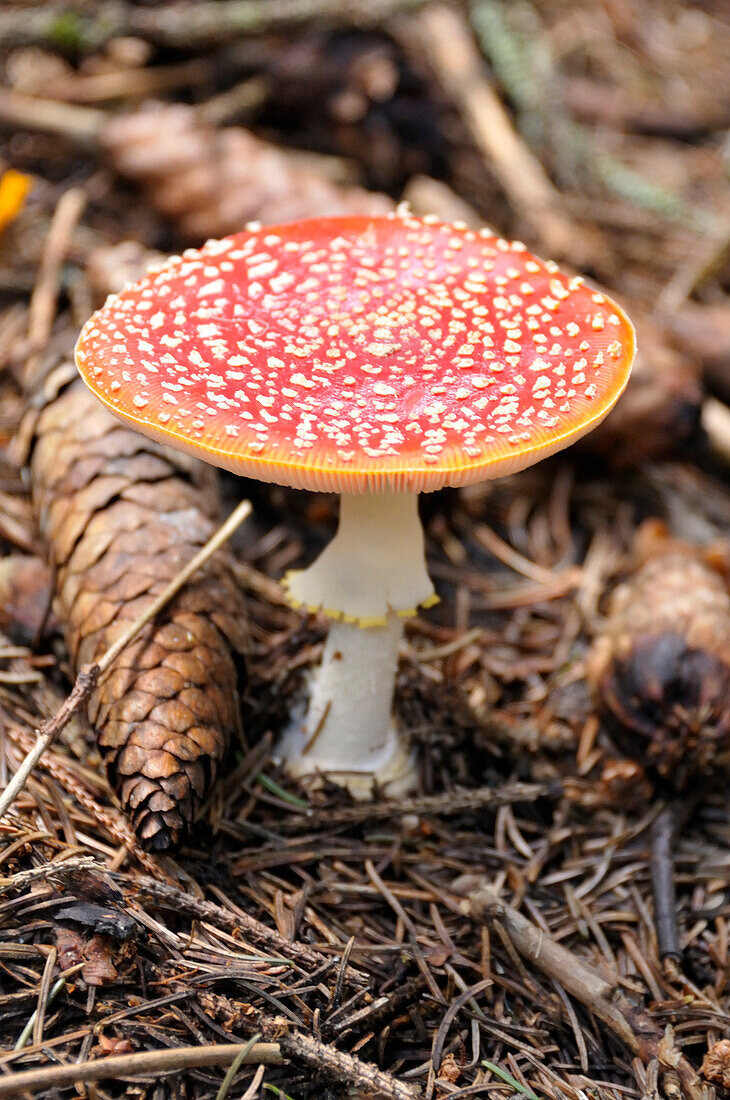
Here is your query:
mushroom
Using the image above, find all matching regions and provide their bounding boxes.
[75,213,635,797]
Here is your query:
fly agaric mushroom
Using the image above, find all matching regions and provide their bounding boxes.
[75,214,635,796]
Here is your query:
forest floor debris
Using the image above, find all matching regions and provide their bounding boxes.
[0,1,729,1097]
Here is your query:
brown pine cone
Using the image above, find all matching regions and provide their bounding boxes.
[588,522,730,789]
[29,374,248,851]
[702,1039,730,1089]
[102,102,393,242]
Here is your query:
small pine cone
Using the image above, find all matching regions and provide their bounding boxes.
[702,1039,730,1089]
[29,375,248,851]
[588,522,730,788]
[102,102,393,242]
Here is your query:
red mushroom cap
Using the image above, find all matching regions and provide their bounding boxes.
[76,214,635,493]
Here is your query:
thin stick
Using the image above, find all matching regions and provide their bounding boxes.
[276,781,548,830]
[0,0,428,50]
[467,887,635,1046]
[650,804,681,962]
[0,90,104,146]
[24,187,87,390]
[0,498,251,823]
[0,668,100,825]
[467,888,707,1100]
[276,1030,416,1100]
[43,59,210,105]
[97,497,251,676]
[0,1043,283,1097]
[0,855,99,894]
[403,5,581,260]
[129,873,336,975]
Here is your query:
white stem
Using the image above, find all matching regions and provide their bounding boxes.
[280,492,432,795]
[285,492,434,622]
[302,613,405,768]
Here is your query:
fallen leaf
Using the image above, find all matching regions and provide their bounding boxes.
[0,169,32,235]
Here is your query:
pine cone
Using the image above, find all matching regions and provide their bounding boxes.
[102,102,393,242]
[702,1039,730,1090]
[29,374,248,851]
[588,523,730,788]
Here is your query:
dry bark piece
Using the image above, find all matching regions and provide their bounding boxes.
[53,902,136,940]
[54,925,118,986]
[29,374,248,851]
[588,521,730,788]
[102,101,393,241]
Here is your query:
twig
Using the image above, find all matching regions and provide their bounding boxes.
[467,888,708,1100]
[0,90,104,147]
[0,498,251,824]
[0,1043,283,1097]
[702,397,730,468]
[275,1030,417,1100]
[4,723,163,877]
[650,805,681,963]
[283,782,547,830]
[0,855,99,893]
[402,5,582,260]
[98,498,252,676]
[43,59,210,105]
[128,874,338,976]
[0,0,428,50]
[24,187,87,389]
[468,887,635,1047]
[0,667,100,825]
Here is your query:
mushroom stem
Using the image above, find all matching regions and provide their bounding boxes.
[281,491,434,795]
[284,612,413,794]
[285,492,434,623]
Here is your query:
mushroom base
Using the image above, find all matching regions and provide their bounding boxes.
[278,613,417,799]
